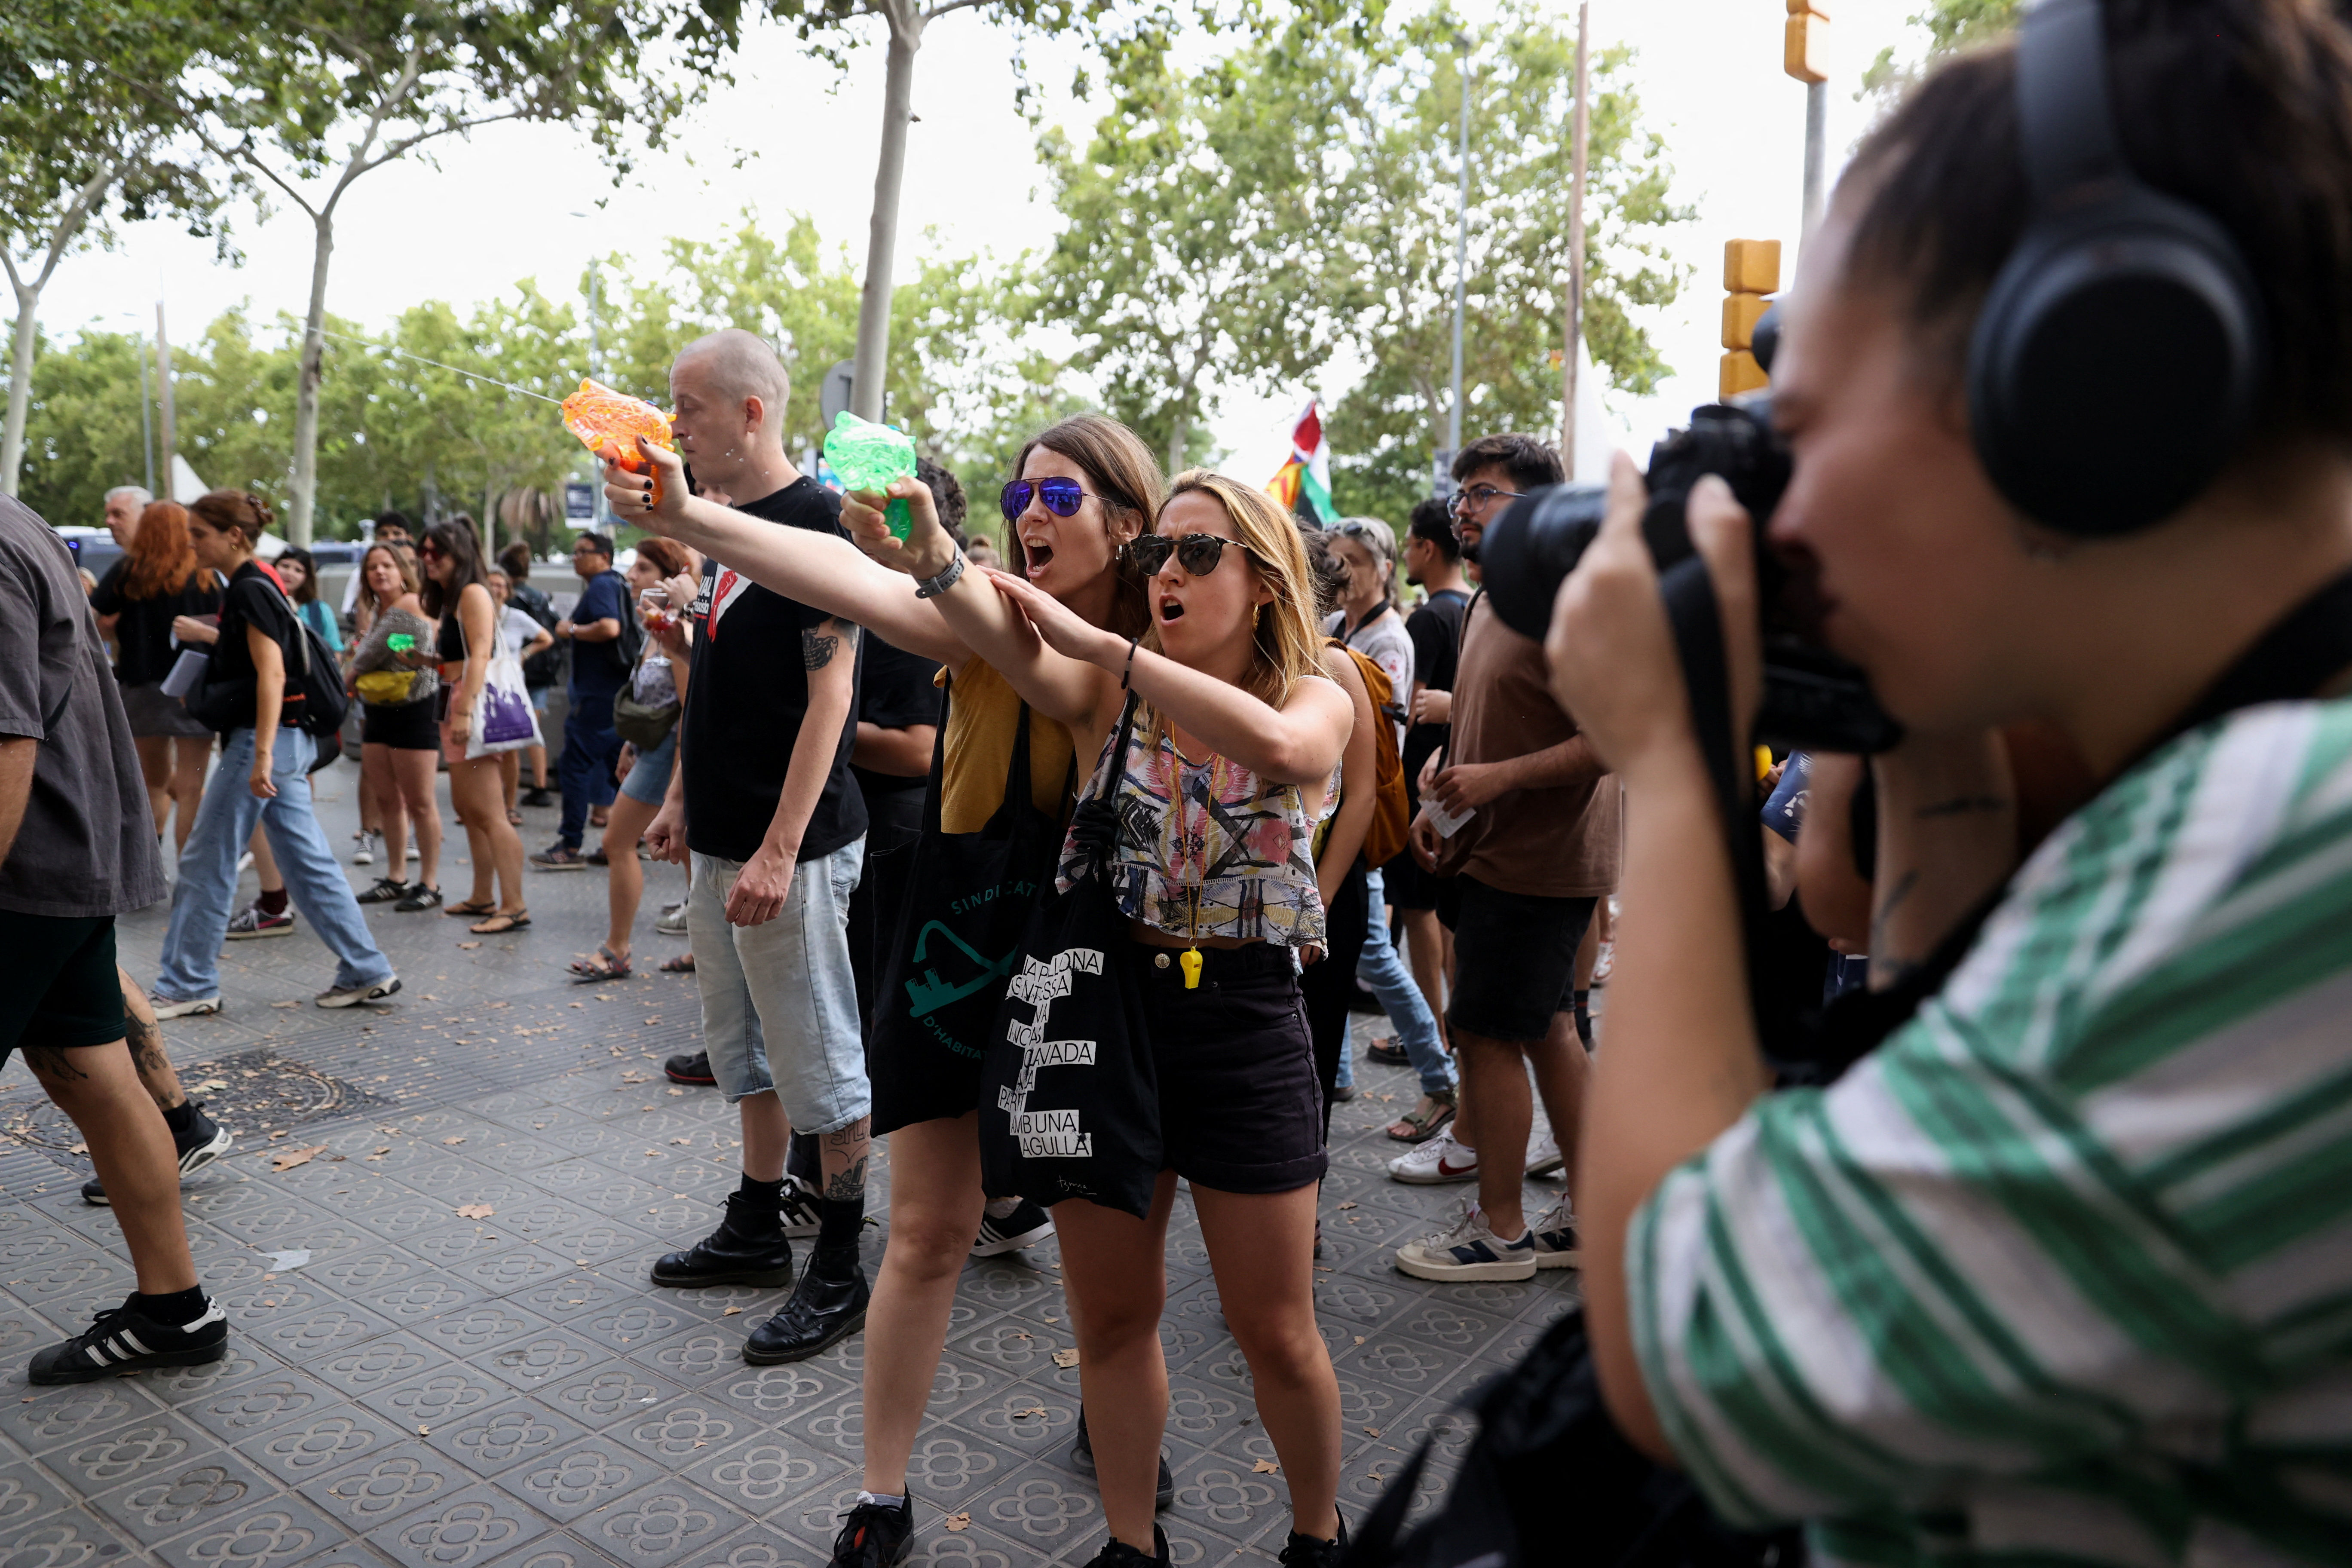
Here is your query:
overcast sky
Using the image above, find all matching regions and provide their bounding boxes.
[34,0,1932,491]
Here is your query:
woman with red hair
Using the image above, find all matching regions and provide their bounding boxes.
[89,501,220,856]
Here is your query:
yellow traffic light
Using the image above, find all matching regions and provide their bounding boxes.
[1720,238,1781,399]
[1785,2,1829,84]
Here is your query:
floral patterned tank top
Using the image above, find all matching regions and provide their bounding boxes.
[1057,719,1327,948]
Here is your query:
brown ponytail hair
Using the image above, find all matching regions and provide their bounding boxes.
[188,490,275,551]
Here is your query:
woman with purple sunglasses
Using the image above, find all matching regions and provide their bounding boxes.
[605,414,1163,1563]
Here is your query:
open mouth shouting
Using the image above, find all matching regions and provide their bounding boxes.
[1022,536,1054,577]
[1156,590,1186,625]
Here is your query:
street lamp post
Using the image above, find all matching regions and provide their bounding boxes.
[121,313,155,498]
[567,212,606,529]
[154,300,177,502]
[1449,33,1472,462]
[1561,2,1590,470]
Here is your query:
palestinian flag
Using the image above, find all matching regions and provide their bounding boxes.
[1266,400,1338,527]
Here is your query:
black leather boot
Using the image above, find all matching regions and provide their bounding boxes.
[650,1192,796,1287]
[741,1245,868,1363]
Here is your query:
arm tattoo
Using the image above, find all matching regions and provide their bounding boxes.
[1914,795,2013,819]
[801,617,856,672]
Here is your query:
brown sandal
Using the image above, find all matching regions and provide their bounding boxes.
[658,952,696,974]
[1387,1088,1458,1143]
[469,910,531,935]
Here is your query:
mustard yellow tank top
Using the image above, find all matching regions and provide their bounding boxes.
[936,660,1078,834]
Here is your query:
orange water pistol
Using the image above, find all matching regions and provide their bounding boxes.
[561,379,676,508]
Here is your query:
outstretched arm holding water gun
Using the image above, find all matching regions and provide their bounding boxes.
[599,434,1019,674]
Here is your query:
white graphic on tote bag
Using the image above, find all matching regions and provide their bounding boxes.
[996,946,1105,1158]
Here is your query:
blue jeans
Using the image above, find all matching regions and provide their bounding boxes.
[1356,867,1452,1095]
[557,687,624,848]
[156,728,395,1002]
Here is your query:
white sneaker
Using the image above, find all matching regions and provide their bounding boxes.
[1388,1129,1479,1185]
[1526,1128,1565,1179]
[655,901,688,936]
[1393,1197,1537,1282]
[1527,1197,1581,1269]
[316,975,401,1009]
[151,994,221,1020]
[353,830,380,867]
[234,851,254,874]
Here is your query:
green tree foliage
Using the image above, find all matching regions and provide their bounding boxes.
[1031,1,1690,522]
[0,1,230,494]
[159,0,708,542]
[1859,0,2022,107]
[1321,7,1690,523]
[9,217,1050,542]
[1033,21,1363,475]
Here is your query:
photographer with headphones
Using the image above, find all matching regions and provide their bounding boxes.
[1550,1,2352,1561]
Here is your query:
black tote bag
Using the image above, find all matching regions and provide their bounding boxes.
[978,695,1163,1220]
[867,679,1070,1136]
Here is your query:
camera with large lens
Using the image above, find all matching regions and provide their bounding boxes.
[1478,399,1902,754]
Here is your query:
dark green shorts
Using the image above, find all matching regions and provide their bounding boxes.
[0,913,125,1066]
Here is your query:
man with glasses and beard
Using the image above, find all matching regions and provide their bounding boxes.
[1388,434,1616,1286]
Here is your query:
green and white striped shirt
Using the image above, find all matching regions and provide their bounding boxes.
[1630,700,2352,1566]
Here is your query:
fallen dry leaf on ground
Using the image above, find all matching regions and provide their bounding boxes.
[943,1512,970,1532]
[1336,1201,1358,1210]
[1014,1406,1047,1419]
[441,1137,465,1145]
[723,1307,743,1316]
[68,1143,86,1155]
[1050,1348,1079,1368]
[455,1205,495,1220]
[457,941,481,951]
[1253,1459,1281,1475]
[271,1145,328,1172]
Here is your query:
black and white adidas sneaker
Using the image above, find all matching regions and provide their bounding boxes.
[27,1295,228,1385]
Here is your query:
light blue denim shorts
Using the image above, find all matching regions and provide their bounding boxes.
[686,839,869,1133]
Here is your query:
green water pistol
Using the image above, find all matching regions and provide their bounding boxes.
[823,411,919,540]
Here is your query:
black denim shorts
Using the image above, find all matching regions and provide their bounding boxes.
[1131,938,1326,1195]
[0,913,124,1066]
[1439,876,1597,1044]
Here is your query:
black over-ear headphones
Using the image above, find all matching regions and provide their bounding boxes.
[1967,0,2267,535]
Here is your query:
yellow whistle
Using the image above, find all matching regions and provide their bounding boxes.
[1180,948,1203,989]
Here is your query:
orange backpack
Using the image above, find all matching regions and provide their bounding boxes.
[1328,638,1412,870]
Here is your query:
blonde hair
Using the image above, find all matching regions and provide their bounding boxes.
[358,542,420,619]
[1141,470,1328,747]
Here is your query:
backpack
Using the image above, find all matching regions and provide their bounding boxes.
[1329,638,1411,870]
[609,571,645,669]
[511,579,566,691]
[190,573,349,747]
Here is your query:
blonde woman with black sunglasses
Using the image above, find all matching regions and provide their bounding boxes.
[968,472,1354,1568]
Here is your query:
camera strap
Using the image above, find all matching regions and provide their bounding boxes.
[1660,554,1779,1017]
[1784,559,2352,1083]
